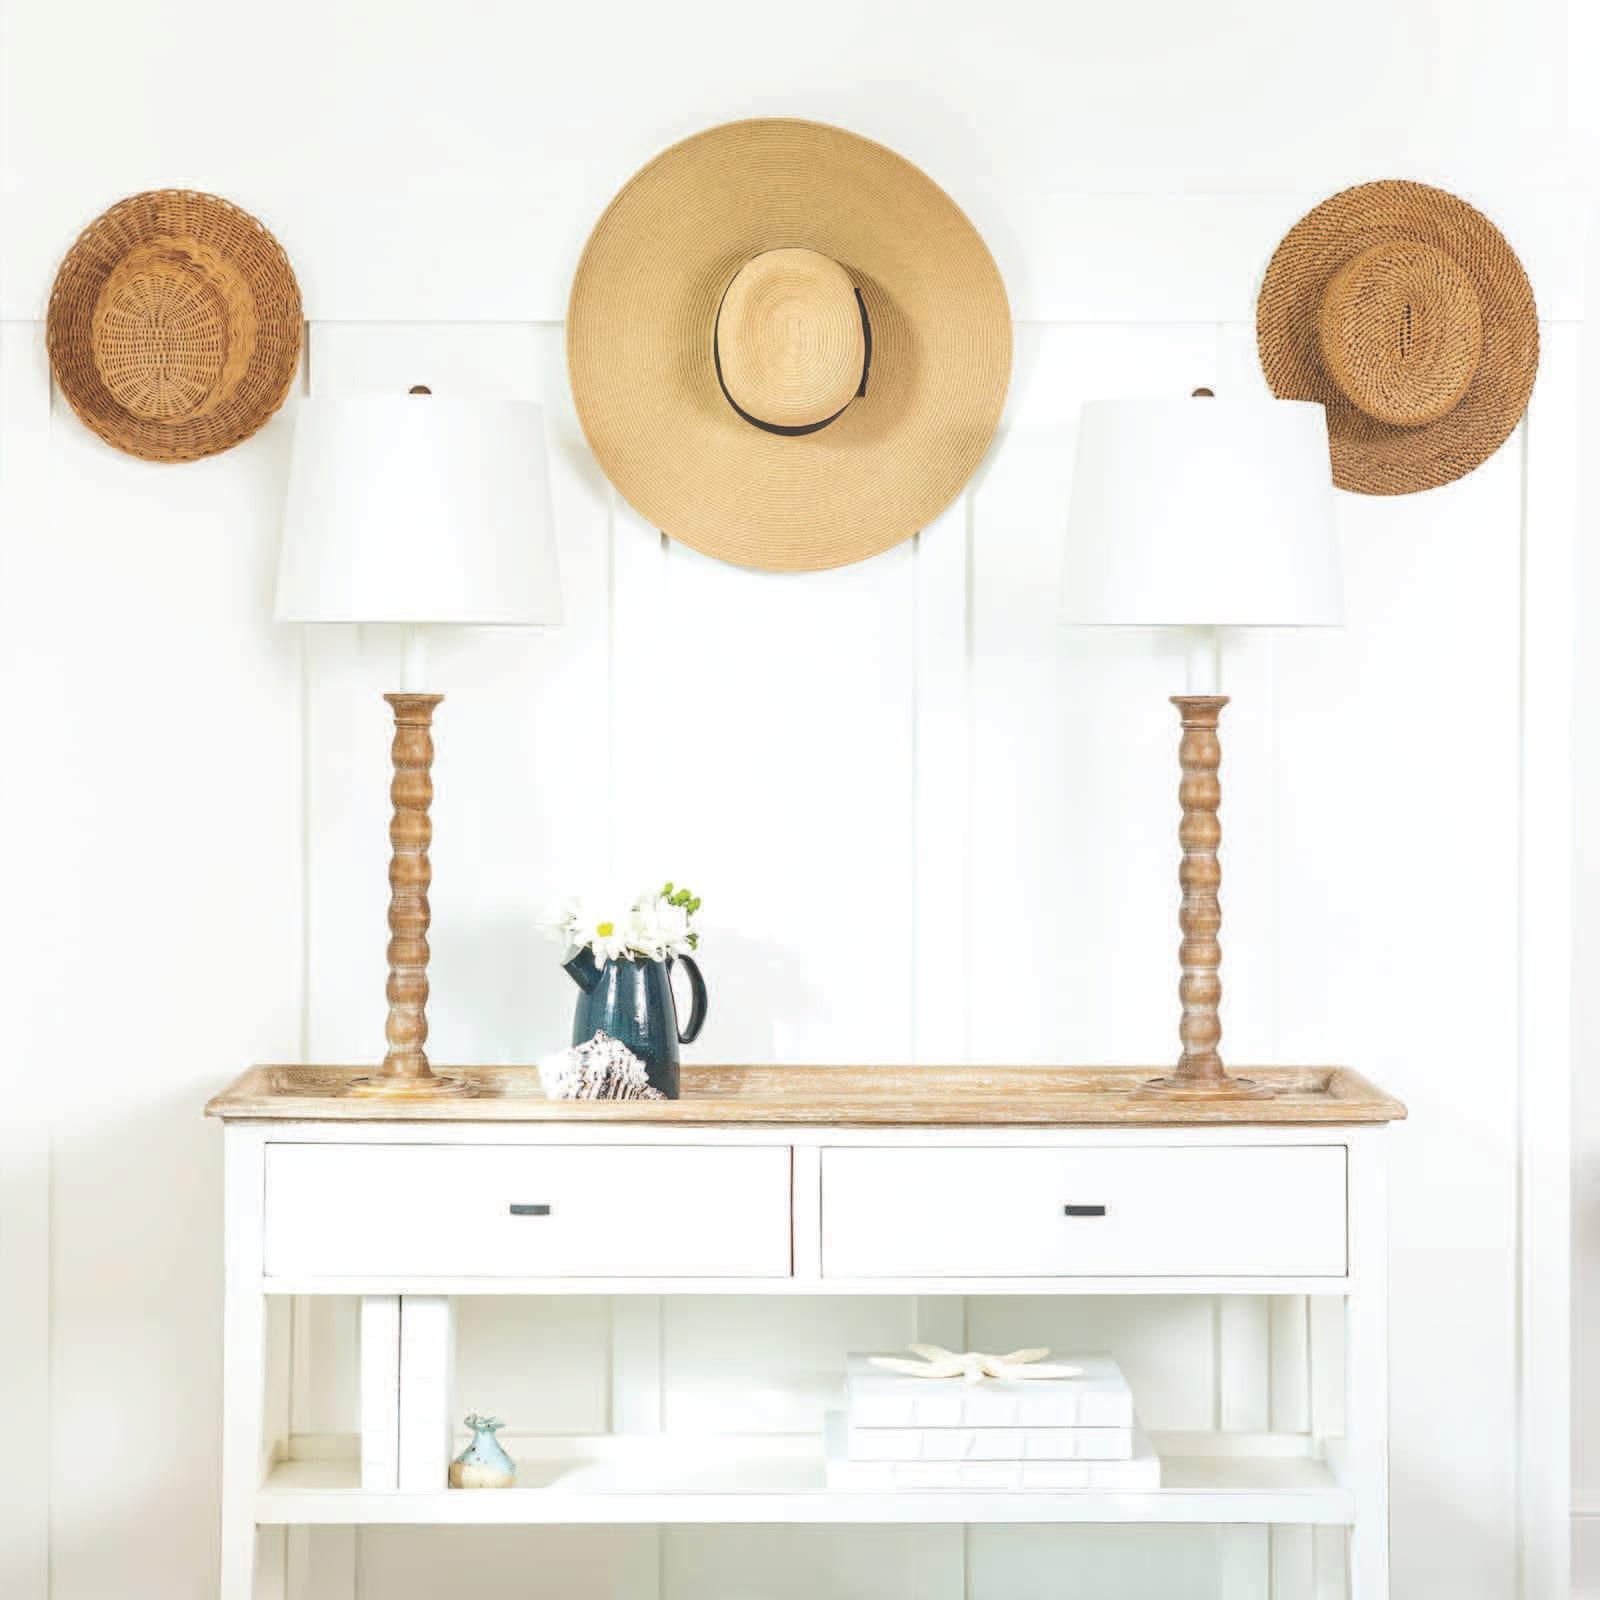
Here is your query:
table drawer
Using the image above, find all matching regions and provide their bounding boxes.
[821,1145,1346,1278]
[264,1143,793,1279]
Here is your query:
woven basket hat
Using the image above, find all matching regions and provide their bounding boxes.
[567,119,1012,571]
[1257,181,1537,495]
[48,190,302,463]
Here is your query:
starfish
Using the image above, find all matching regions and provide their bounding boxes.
[868,1344,1084,1384]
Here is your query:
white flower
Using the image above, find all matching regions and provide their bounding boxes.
[625,897,689,960]
[537,896,578,944]
[654,902,695,958]
[591,923,632,965]
[561,897,625,963]
[546,881,701,965]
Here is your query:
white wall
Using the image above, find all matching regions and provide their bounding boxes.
[0,2,1580,1598]
[1566,8,1600,1593]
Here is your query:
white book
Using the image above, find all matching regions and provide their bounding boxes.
[824,1413,1160,1491]
[358,1295,401,1492]
[398,1295,456,1492]
[845,1352,1135,1428]
[843,1421,1134,1461]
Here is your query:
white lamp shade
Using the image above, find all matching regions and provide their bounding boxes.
[275,395,562,625]
[1060,397,1341,628]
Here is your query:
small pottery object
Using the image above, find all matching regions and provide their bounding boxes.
[449,1413,516,1489]
[562,951,707,1099]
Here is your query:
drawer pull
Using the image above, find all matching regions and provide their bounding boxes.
[509,1203,551,1217]
[1062,1204,1107,1217]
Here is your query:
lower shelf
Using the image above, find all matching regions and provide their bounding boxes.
[258,1433,1354,1526]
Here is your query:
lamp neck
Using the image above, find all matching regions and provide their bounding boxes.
[1183,626,1221,695]
[400,625,429,693]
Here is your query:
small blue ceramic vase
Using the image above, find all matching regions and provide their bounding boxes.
[563,950,707,1099]
[449,1414,516,1489]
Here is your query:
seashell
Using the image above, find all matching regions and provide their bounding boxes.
[868,1345,1084,1384]
[539,1031,666,1101]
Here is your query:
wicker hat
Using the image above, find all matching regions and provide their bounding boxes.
[1257,180,1537,495]
[567,119,1012,571]
[47,190,302,463]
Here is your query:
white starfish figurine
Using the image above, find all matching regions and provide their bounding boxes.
[869,1344,1084,1384]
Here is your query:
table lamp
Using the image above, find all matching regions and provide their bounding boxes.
[1061,391,1340,1098]
[276,388,561,1096]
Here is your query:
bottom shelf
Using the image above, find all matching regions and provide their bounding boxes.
[259,1433,1353,1526]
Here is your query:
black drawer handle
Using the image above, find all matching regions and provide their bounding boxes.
[509,1203,551,1217]
[1062,1204,1107,1217]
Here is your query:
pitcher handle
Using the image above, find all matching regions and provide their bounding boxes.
[672,955,708,1044]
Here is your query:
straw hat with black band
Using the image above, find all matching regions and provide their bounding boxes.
[567,118,1012,572]
[48,189,302,464]
[1257,179,1537,495]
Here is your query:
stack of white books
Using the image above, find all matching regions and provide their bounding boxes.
[826,1353,1159,1490]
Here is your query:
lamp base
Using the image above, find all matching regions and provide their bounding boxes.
[345,1071,476,1099]
[375,692,463,1100]
[1135,1072,1275,1100]
[1159,696,1276,1103]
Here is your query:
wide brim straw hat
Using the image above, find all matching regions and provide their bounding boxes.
[47,190,302,463]
[1257,180,1537,495]
[567,118,1012,571]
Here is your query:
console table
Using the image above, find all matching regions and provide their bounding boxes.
[206,1063,1405,1600]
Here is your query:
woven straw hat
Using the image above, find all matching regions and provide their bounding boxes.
[1257,180,1537,495]
[567,119,1012,571]
[48,190,302,463]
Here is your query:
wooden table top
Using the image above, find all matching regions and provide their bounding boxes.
[205,1064,1406,1126]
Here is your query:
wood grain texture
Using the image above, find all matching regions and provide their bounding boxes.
[382,693,440,1077]
[205,1064,1406,1125]
[358,694,469,1097]
[1173,696,1227,1081]
[1141,696,1270,1100]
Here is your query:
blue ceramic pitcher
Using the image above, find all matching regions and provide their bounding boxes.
[563,950,707,1099]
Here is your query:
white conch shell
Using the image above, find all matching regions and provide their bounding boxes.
[868,1344,1084,1384]
[539,1031,664,1101]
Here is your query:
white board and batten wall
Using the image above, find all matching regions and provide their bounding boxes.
[0,2,1583,1598]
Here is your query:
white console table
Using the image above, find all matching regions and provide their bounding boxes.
[207,1063,1405,1600]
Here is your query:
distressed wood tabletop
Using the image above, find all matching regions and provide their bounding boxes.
[205,1064,1406,1126]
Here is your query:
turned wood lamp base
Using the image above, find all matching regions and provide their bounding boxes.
[1136,1072,1274,1101]
[1136,692,1273,1102]
[346,691,474,1100]
[346,1072,474,1098]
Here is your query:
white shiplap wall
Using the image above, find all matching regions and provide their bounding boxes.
[273,298,1572,1600]
[0,2,1581,1597]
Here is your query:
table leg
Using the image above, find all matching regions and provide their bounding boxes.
[220,1289,266,1596]
[1345,1133,1390,1600]
[221,1130,268,1600]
